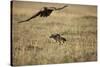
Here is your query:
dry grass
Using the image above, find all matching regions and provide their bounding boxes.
[11,1,97,66]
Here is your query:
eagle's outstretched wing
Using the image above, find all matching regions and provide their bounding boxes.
[49,5,68,10]
[18,11,41,23]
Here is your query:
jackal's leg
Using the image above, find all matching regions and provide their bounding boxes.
[62,40,65,43]
[58,41,62,45]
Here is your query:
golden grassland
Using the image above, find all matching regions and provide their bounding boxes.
[12,1,97,66]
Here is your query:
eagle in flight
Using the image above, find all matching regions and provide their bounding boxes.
[18,5,68,23]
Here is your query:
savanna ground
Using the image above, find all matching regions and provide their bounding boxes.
[11,1,97,66]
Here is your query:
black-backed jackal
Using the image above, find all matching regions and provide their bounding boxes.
[49,34,66,44]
